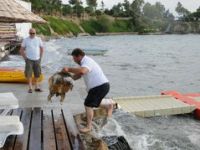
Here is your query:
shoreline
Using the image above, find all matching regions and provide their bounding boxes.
[39,31,200,41]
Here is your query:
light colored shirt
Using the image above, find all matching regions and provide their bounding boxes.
[81,56,109,91]
[21,36,43,60]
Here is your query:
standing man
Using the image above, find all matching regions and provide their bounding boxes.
[20,28,44,93]
[62,48,113,133]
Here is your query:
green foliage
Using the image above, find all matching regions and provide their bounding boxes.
[41,16,81,35]
[130,0,144,27]
[176,2,190,19]
[81,15,134,34]
[143,2,166,19]
[86,0,97,9]
[81,19,100,35]
[110,19,133,32]
[62,4,72,16]
[32,23,51,36]
[73,4,84,17]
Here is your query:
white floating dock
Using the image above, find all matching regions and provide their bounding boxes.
[113,95,196,117]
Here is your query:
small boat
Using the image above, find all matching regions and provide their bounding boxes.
[0,68,44,83]
[68,48,108,56]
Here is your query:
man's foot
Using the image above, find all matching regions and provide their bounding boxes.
[35,88,42,92]
[28,89,33,93]
[79,126,92,133]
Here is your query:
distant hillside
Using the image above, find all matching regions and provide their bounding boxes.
[33,15,134,37]
[169,21,200,34]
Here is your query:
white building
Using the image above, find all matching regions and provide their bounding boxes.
[15,0,32,39]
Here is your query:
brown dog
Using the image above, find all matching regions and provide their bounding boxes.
[48,72,73,103]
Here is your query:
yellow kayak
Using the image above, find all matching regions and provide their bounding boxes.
[0,68,44,83]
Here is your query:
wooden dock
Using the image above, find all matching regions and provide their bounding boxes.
[0,108,84,150]
[114,95,196,117]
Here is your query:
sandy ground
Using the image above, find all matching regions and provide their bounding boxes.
[0,74,87,115]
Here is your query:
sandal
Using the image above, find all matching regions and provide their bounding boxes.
[35,88,42,92]
[28,89,32,93]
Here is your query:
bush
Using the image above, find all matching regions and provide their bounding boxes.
[32,23,51,36]
[43,16,81,35]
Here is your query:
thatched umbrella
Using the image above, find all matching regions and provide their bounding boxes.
[0,0,46,23]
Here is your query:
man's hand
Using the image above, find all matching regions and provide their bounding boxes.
[62,67,69,73]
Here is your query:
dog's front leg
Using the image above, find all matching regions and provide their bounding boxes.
[48,92,54,102]
[60,93,66,104]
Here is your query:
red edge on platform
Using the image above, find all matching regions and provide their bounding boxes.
[161,90,200,120]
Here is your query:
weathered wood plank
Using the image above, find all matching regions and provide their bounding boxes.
[43,109,56,150]
[28,108,42,150]
[13,108,32,150]
[53,109,71,150]
[62,109,84,150]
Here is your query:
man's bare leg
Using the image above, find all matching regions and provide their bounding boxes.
[79,106,93,133]
[35,78,39,89]
[28,78,32,90]
[100,99,116,117]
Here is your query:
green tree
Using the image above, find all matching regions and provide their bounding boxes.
[130,0,144,26]
[73,4,84,17]
[62,4,72,16]
[69,0,79,5]
[86,0,97,12]
[123,0,131,17]
[175,2,190,20]
[197,6,200,12]
[101,0,105,12]
[143,2,166,19]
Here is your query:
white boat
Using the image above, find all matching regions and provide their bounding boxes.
[67,48,108,56]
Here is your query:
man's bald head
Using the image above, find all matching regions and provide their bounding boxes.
[29,28,36,38]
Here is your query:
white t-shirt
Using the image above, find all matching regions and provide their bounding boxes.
[81,56,109,91]
[21,36,43,60]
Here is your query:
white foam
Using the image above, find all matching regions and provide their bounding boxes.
[96,118,126,138]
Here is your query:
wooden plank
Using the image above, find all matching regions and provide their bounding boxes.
[62,109,84,150]
[52,109,71,150]
[28,108,42,150]
[43,109,56,150]
[0,109,22,150]
[13,108,32,150]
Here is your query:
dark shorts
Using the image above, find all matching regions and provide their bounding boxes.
[25,58,41,78]
[84,83,110,108]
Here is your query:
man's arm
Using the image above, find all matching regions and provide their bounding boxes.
[72,74,82,80]
[40,47,44,59]
[62,67,89,76]
[20,47,26,60]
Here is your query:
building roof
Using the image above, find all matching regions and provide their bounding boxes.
[0,0,46,23]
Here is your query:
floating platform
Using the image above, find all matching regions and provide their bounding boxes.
[113,95,196,117]
[162,91,200,120]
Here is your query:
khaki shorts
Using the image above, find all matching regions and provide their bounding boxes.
[25,58,41,78]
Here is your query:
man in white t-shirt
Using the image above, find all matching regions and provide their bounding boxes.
[20,28,44,93]
[62,48,114,133]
